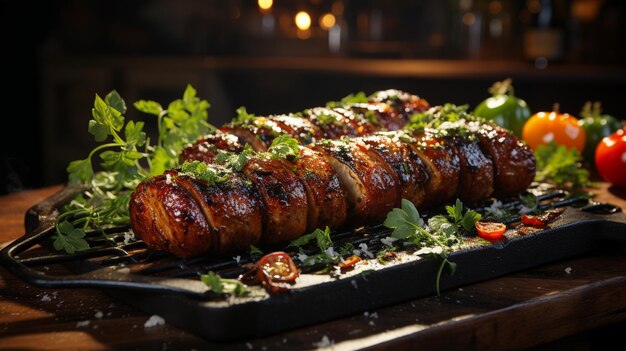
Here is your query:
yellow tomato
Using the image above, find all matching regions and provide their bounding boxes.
[522,109,586,152]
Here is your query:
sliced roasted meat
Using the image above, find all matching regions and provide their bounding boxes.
[179,131,243,164]
[360,132,430,208]
[303,107,362,139]
[410,131,461,208]
[294,147,348,231]
[129,169,264,258]
[267,115,322,145]
[311,139,399,225]
[221,117,287,151]
[476,124,536,197]
[243,156,309,244]
[451,135,495,203]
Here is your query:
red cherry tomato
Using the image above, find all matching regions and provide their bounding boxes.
[475,221,507,242]
[595,129,626,187]
[256,251,300,294]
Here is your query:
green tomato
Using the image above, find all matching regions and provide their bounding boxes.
[577,102,622,163]
[473,79,531,137]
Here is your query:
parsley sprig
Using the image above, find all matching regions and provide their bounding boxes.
[384,198,481,295]
[54,85,214,254]
[534,142,591,190]
[200,271,250,296]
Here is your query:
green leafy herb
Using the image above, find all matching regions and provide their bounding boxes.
[249,245,263,256]
[200,271,250,296]
[534,142,591,189]
[289,226,332,251]
[179,161,229,184]
[289,227,340,267]
[384,198,478,295]
[232,106,256,125]
[407,104,484,140]
[446,198,482,233]
[326,91,368,108]
[52,220,90,254]
[215,144,256,172]
[57,85,215,254]
[267,134,301,161]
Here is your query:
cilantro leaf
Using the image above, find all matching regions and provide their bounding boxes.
[233,106,256,125]
[326,91,368,108]
[88,119,109,142]
[179,161,229,185]
[249,245,263,256]
[268,134,300,161]
[124,120,146,147]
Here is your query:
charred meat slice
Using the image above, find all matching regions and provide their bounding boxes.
[410,131,461,208]
[304,107,362,139]
[179,131,243,164]
[295,147,348,231]
[311,139,399,225]
[243,156,309,244]
[221,117,288,151]
[476,124,536,197]
[129,173,214,258]
[267,115,323,145]
[452,136,495,203]
[360,133,430,208]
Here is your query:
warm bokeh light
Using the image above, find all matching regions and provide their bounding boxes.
[319,13,336,30]
[258,0,273,12]
[295,11,312,31]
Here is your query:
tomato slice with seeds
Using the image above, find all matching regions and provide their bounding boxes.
[256,251,299,294]
[475,221,507,242]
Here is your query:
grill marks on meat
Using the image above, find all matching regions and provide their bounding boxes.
[243,157,308,244]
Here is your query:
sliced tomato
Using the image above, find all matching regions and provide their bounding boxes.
[521,214,547,228]
[475,221,507,242]
[256,251,300,294]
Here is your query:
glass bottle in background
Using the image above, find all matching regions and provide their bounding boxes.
[523,0,567,68]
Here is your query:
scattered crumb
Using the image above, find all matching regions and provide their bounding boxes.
[380,236,397,247]
[233,256,241,264]
[456,300,461,304]
[94,311,103,319]
[370,312,378,319]
[313,335,334,348]
[368,320,375,326]
[41,294,51,303]
[76,320,90,328]
[123,232,135,245]
[565,267,572,274]
[350,280,358,289]
[282,338,287,343]
[245,342,253,350]
[117,267,131,274]
[458,288,464,292]
[363,311,369,317]
[144,315,165,328]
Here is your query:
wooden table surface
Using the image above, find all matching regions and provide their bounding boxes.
[1,183,626,351]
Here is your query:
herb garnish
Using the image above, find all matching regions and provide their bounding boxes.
[267,134,301,161]
[55,85,214,254]
[289,226,341,267]
[200,271,250,296]
[326,91,369,108]
[179,161,229,185]
[383,198,481,295]
[534,142,591,190]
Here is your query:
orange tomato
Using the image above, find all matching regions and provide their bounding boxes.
[522,106,586,152]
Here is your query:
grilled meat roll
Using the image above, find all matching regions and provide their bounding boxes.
[130,122,536,258]
[181,89,429,164]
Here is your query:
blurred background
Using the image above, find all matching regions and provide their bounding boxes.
[1,0,625,194]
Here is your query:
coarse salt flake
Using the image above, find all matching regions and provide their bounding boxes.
[565,267,572,274]
[76,320,90,328]
[313,335,334,348]
[94,311,103,319]
[41,294,51,302]
[144,315,165,328]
